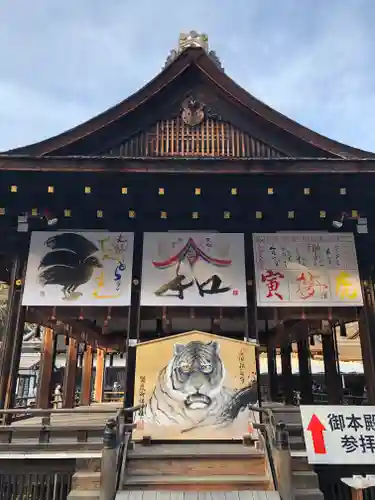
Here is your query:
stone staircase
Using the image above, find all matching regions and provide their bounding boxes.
[122,442,275,492]
[292,454,323,500]
[67,456,101,499]
[269,405,324,500]
[67,405,325,499]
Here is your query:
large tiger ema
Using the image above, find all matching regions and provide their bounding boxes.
[143,340,257,433]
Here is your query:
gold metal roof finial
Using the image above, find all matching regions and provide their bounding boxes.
[178,31,209,52]
[164,31,223,71]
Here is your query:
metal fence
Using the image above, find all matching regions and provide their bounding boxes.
[0,471,72,500]
[315,465,375,500]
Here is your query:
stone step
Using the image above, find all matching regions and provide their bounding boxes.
[123,474,271,491]
[68,491,100,500]
[286,423,304,435]
[292,471,319,490]
[116,492,281,499]
[75,457,101,472]
[0,442,103,453]
[128,443,266,477]
[295,489,324,500]
[72,471,101,491]
[129,443,263,459]
[289,437,306,451]
[127,456,266,477]
[291,456,310,471]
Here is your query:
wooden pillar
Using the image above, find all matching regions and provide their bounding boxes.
[266,330,279,401]
[244,234,262,406]
[280,335,294,405]
[322,326,342,404]
[244,234,258,343]
[62,337,78,408]
[37,328,54,408]
[359,278,375,404]
[80,345,93,406]
[124,231,143,413]
[297,332,313,404]
[94,348,105,403]
[0,254,27,411]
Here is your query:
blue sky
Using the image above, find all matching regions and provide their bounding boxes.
[1,0,374,152]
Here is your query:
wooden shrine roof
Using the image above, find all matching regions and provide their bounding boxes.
[4,41,374,160]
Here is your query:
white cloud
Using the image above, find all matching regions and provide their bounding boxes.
[0,0,373,151]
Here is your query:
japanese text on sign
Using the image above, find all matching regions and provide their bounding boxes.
[253,233,363,307]
[328,412,375,454]
[238,348,245,385]
[138,375,146,418]
[300,406,375,465]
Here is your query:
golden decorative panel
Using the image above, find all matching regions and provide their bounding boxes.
[104,117,285,158]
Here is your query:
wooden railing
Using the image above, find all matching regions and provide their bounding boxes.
[100,405,141,500]
[0,407,124,451]
[0,405,142,500]
[250,406,294,500]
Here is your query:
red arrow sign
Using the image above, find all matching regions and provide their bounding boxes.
[307,414,327,454]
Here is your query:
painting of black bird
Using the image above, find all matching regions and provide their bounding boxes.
[38,232,103,301]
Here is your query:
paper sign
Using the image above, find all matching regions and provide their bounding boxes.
[300,406,375,465]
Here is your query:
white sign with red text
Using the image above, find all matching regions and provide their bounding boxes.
[253,233,363,307]
[300,406,375,465]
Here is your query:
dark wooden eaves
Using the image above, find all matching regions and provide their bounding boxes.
[1,155,375,174]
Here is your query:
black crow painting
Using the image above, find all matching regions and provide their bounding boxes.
[38,233,103,301]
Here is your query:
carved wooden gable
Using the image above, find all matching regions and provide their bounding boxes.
[104,117,286,158]
[103,96,286,158]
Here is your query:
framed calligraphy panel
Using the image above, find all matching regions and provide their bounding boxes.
[22,231,134,306]
[253,233,363,307]
[141,232,247,307]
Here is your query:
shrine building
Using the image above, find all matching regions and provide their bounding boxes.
[0,31,374,412]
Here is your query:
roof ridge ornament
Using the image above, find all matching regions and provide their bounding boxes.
[164,31,224,71]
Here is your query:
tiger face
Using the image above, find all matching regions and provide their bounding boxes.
[165,340,225,410]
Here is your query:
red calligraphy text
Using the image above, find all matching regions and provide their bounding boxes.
[261,270,285,300]
[296,271,328,300]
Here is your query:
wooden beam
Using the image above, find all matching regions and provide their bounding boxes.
[62,337,78,409]
[266,320,278,402]
[94,348,105,403]
[297,323,313,404]
[280,335,294,405]
[36,328,54,408]
[26,309,125,350]
[358,280,375,404]
[322,323,342,404]
[0,155,374,174]
[80,345,93,406]
[124,231,143,413]
[0,255,26,411]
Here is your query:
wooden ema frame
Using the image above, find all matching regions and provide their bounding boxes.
[132,330,258,442]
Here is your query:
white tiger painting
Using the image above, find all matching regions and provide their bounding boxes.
[143,339,257,434]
